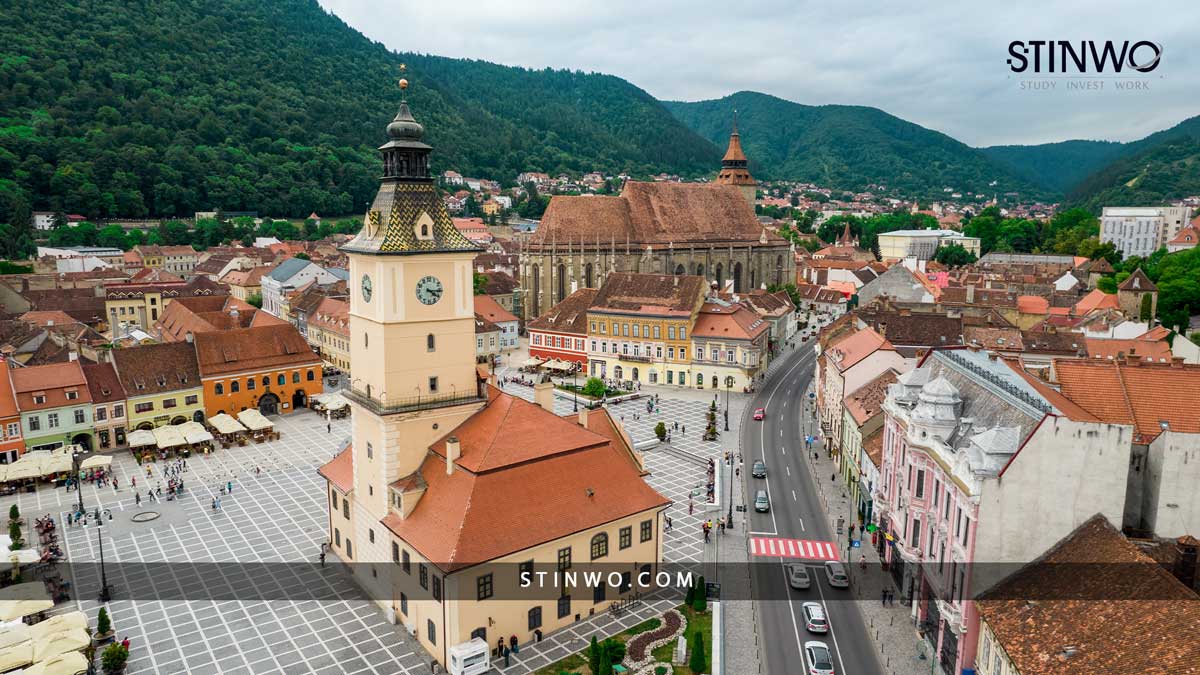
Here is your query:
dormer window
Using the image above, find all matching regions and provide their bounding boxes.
[414,212,435,241]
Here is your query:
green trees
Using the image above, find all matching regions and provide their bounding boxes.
[246,293,263,309]
[473,273,488,295]
[581,377,607,399]
[688,632,706,673]
[933,243,977,267]
[101,642,129,674]
[654,422,667,441]
[8,504,18,522]
[692,575,707,612]
[96,606,112,637]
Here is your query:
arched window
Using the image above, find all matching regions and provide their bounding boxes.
[277,374,285,386]
[716,263,724,289]
[531,264,540,317]
[231,381,240,393]
[262,375,269,387]
[590,533,608,560]
[420,223,429,237]
[557,264,566,302]
[427,334,436,352]
[292,371,300,383]
[712,375,718,388]
[585,263,594,288]
[734,262,743,292]
[696,373,704,387]
[215,383,224,395]
[307,370,315,381]
[632,367,639,381]
[696,264,704,277]
[674,264,685,275]
[776,255,784,286]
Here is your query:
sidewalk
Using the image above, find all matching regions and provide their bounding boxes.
[806,382,933,675]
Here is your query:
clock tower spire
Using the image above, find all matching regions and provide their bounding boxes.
[341,65,484,521]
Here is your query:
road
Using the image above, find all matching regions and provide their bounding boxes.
[742,344,884,675]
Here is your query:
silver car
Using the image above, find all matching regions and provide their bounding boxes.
[787,563,810,590]
[804,640,835,675]
[824,561,849,588]
[802,601,829,634]
[754,490,770,512]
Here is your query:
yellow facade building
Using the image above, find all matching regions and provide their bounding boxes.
[320,89,669,670]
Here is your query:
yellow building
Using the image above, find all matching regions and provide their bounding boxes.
[111,342,206,429]
[219,265,273,302]
[689,300,771,390]
[585,272,707,387]
[104,277,228,332]
[320,90,668,669]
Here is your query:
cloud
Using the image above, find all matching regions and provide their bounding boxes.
[318,0,1199,147]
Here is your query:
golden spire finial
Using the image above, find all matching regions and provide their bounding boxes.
[398,63,408,91]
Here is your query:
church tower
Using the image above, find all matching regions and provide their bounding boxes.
[714,112,757,206]
[341,68,484,546]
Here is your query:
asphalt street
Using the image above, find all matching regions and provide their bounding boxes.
[743,344,884,675]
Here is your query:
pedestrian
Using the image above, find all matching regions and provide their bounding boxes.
[120,637,130,650]
[718,517,725,535]
[146,466,151,478]
[881,588,886,605]
[665,516,672,532]
[681,424,686,435]
[135,492,141,506]
[319,550,326,567]
[131,476,136,488]
[327,422,331,434]
[211,498,217,511]
[216,496,221,511]
[227,480,233,494]
[688,497,694,515]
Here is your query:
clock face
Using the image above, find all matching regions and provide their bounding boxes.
[361,274,372,303]
[416,275,443,305]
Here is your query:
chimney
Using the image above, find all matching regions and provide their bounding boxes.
[534,375,555,412]
[1170,356,1185,369]
[965,285,975,304]
[68,350,78,362]
[445,436,460,475]
[879,322,887,338]
[185,331,194,343]
[579,405,589,428]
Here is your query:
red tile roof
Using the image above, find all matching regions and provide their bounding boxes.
[81,362,126,404]
[977,515,1200,675]
[826,328,893,372]
[527,288,598,335]
[1016,295,1050,314]
[472,294,518,325]
[193,324,320,377]
[380,390,669,570]
[0,360,20,419]
[692,302,769,341]
[590,273,706,317]
[1073,289,1120,315]
[1054,359,1200,442]
[1084,337,1173,363]
[18,311,79,328]
[844,369,899,425]
[10,361,90,411]
[318,445,354,493]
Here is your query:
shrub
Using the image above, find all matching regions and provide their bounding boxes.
[684,580,695,607]
[692,576,707,612]
[101,643,129,674]
[96,607,112,636]
[689,632,706,673]
[582,377,607,399]
[605,639,626,664]
[8,521,21,550]
[8,504,18,522]
[587,635,601,675]
[654,422,667,441]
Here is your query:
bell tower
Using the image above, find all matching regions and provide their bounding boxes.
[713,110,757,206]
[342,66,485,521]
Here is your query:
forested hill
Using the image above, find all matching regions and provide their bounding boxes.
[1066,115,1200,212]
[0,0,720,221]
[980,140,1126,194]
[663,91,1048,200]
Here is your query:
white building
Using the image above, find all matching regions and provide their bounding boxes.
[876,230,982,260]
[1100,206,1193,258]
[260,258,341,317]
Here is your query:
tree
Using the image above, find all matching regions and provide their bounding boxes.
[689,632,706,673]
[8,521,21,550]
[97,224,129,250]
[158,220,191,245]
[293,252,310,261]
[587,635,602,675]
[96,606,112,636]
[473,273,488,295]
[933,243,977,267]
[101,642,129,674]
[692,575,707,612]
[8,504,17,522]
[581,377,607,399]
[654,421,667,441]
[246,293,263,309]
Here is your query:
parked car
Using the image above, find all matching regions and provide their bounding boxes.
[802,602,829,633]
[753,407,765,421]
[751,460,767,478]
[804,641,835,675]
[787,563,810,590]
[754,490,770,512]
[824,561,849,588]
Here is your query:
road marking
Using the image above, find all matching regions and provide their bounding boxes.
[749,530,777,536]
[786,466,791,477]
[814,576,848,674]
[781,560,806,673]
[749,537,840,560]
[780,446,786,456]
[798,518,805,531]
[791,489,797,501]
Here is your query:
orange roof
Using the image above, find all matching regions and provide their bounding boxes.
[309,297,349,336]
[219,265,273,288]
[1084,337,1173,363]
[1016,295,1050,314]
[0,360,20,419]
[843,369,899,425]
[721,128,747,163]
[862,428,884,469]
[381,390,669,570]
[318,445,354,493]
[826,328,893,373]
[1073,289,1120,315]
[472,294,518,325]
[18,311,78,328]
[1168,224,1199,246]
[193,324,320,377]
[1055,359,1200,442]
[692,302,769,341]
[10,361,90,411]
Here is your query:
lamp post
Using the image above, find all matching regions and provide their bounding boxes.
[96,508,113,603]
[71,445,85,515]
[572,365,578,412]
[723,377,732,432]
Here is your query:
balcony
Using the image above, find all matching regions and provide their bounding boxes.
[619,353,654,363]
[344,387,486,416]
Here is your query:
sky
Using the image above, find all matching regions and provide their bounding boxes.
[317,0,1200,147]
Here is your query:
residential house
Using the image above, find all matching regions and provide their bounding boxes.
[818,327,908,452]
[154,295,284,343]
[839,369,900,517]
[690,299,771,391]
[0,360,24,463]
[308,297,351,374]
[1116,267,1157,319]
[472,295,519,351]
[527,288,597,369]
[104,276,228,332]
[219,265,273,302]
[474,315,501,364]
[478,272,518,316]
[10,361,94,451]
[111,342,205,430]
[260,258,341,317]
[193,324,323,417]
[82,362,127,450]
[131,245,165,270]
[727,289,797,350]
[159,245,199,275]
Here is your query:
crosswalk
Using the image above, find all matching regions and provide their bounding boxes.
[750,537,840,560]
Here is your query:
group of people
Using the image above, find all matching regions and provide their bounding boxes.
[64,467,113,492]
[701,516,729,543]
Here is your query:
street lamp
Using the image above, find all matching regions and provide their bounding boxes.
[71,445,85,515]
[96,508,113,603]
[572,365,578,412]
[723,377,732,432]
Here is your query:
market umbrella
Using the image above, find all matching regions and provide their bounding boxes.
[237,409,273,431]
[0,638,32,673]
[40,453,72,476]
[126,429,156,447]
[21,650,88,675]
[152,425,186,449]
[26,612,87,639]
[78,455,112,471]
[4,457,44,482]
[179,421,213,445]
[208,413,247,435]
[32,628,89,662]
[0,582,53,622]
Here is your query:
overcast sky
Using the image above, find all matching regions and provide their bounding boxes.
[318,0,1199,147]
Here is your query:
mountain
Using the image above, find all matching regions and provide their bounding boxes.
[1066,116,1200,212]
[0,0,719,221]
[980,140,1126,194]
[663,91,1047,199]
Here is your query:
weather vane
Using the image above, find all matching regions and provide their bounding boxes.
[398,63,408,92]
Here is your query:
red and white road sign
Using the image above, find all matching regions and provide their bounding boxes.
[750,537,840,561]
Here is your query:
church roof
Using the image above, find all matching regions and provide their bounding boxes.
[722,128,748,163]
[531,181,782,248]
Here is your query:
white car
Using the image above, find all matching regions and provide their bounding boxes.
[804,640,835,675]
[787,563,811,590]
[802,601,828,633]
[824,561,849,588]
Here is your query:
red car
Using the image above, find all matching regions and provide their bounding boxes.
[753,408,765,421]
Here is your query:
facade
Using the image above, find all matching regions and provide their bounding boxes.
[154,295,284,343]
[0,360,25,463]
[518,173,793,319]
[261,258,341,317]
[194,324,323,417]
[877,230,981,260]
[818,328,908,451]
[104,276,227,332]
[733,289,797,350]
[219,265,273,301]
[690,299,770,391]
[1115,267,1157,319]
[838,368,899,516]
[527,288,597,368]
[472,295,518,351]
[1167,224,1200,252]
[131,245,164,269]
[111,343,205,430]
[473,315,501,363]
[1100,206,1193,257]
[308,297,351,374]
[159,245,199,275]
[477,271,518,315]
[10,361,94,451]
[82,362,127,450]
[585,273,707,386]
[795,283,849,318]
[321,91,668,669]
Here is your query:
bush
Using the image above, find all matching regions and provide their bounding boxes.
[689,632,706,673]
[654,422,667,441]
[8,504,18,522]
[587,635,601,675]
[581,377,608,399]
[692,576,707,612]
[101,643,129,674]
[606,639,626,664]
[8,521,21,550]
[684,580,695,607]
[96,607,112,636]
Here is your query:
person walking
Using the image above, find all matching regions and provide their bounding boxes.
[688,497,694,515]
[135,492,141,506]
[327,422,331,434]
[319,550,326,567]
[211,498,217,511]
[226,480,233,494]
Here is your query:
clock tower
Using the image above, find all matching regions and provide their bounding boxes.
[341,70,484,528]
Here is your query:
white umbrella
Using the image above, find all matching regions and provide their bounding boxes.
[127,429,156,447]
[179,421,213,445]
[40,453,72,476]
[21,651,88,675]
[4,457,44,482]
[208,413,247,435]
[32,627,89,662]
[237,409,273,431]
[152,425,185,449]
[78,455,112,471]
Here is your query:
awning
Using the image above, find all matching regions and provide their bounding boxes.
[127,429,156,447]
[179,421,214,445]
[4,458,44,482]
[0,549,42,572]
[41,453,72,476]
[238,409,273,431]
[152,425,186,449]
[522,357,544,367]
[0,583,53,622]
[79,454,112,470]
[0,638,32,673]
[208,413,247,435]
[21,651,89,675]
[318,393,350,410]
[32,627,89,662]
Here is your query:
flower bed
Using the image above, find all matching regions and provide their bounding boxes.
[623,608,685,672]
